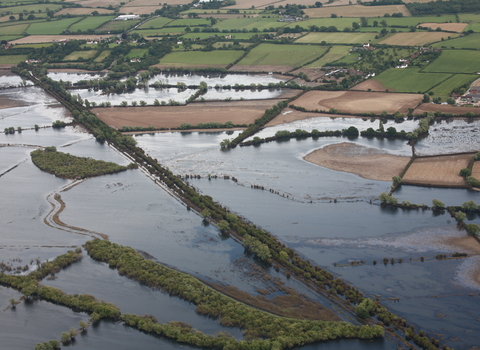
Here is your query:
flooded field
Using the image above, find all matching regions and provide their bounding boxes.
[1,74,480,349]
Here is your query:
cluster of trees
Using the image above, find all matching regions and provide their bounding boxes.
[242,128,345,147]
[406,112,435,140]
[84,239,383,349]
[31,146,136,179]
[178,121,244,130]
[406,0,480,15]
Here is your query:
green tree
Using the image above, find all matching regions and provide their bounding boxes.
[432,199,445,209]
[200,209,211,219]
[466,223,480,236]
[455,211,466,222]
[460,168,471,177]
[218,220,229,233]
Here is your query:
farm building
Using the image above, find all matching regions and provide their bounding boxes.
[114,15,140,21]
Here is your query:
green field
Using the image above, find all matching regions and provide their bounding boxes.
[166,18,211,27]
[0,54,28,64]
[69,16,115,32]
[365,15,457,27]
[180,9,259,14]
[26,17,82,35]
[94,50,110,62]
[458,13,480,31]
[133,27,186,36]
[126,48,149,58]
[373,68,452,93]
[0,35,22,41]
[160,50,243,66]
[0,23,29,34]
[63,50,98,61]
[238,44,328,66]
[16,43,53,48]
[433,33,480,49]
[138,17,174,29]
[296,32,377,44]
[213,17,280,31]
[97,20,140,32]
[0,3,62,14]
[423,50,480,73]
[307,45,351,67]
[428,74,478,100]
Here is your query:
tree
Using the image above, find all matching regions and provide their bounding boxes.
[331,13,337,18]
[422,93,430,103]
[200,209,211,219]
[455,211,466,222]
[61,332,70,344]
[352,22,360,30]
[462,200,478,211]
[467,223,480,236]
[432,199,445,209]
[360,17,368,27]
[9,15,15,21]
[9,298,16,308]
[392,176,402,185]
[79,321,88,331]
[315,1,323,7]
[460,168,471,177]
[218,220,229,233]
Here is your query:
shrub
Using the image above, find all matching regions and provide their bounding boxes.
[460,168,471,177]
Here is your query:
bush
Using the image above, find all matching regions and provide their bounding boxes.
[460,168,471,177]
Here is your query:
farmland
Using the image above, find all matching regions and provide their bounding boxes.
[306,45,351,68]
[0,3,62,14]
[237,44,328,67]
[417,22,467,32]
[97,20,140,33]
[69,16,116,32]
[26,17,83,35]
[372,68,452,93]
[0,23,29,35]
[428,74,478,100]
[63,50,98,61]
[213,17,281,31]
[125,48,149,58]
[432,33,480,49]
[296,32,378,44]
[94,50,111,62]
[159,50,243,66]
[423,50,480,74]
[378,32,458,46]
[138,17,174,29]
[303,5,410,18]
[0,54,28,64]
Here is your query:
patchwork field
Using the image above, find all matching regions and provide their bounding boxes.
[125,48,149,58]
[0,55,28,64]
[94,50,111,62]
[0,23,29,35]
[423,50,480,74]
[306,45,351,68]
[118,6,161,15]
[159,50,243,66]
[97,20,140,32]
[26,17,82,35]
[94,100,281,129]
[305,143,410,181]
[432,33,480,49]
[402,154,472,187]
[139,17,174,29]
[428,74,477,100]
[54,8,115,16]
[69,16,115,32]
[224,0,320,9]
[365,15,457,27]
[0,3,62,14]
[296,32,377,44]
[417,22,467,32]
[287,18,361,31]
[10,35,108,44]
[371,68,452,93]
[378,32,457,46]
[303,5,410,18]
[292,90,422,114]
[237,44,328,67]
[63,0,122,7]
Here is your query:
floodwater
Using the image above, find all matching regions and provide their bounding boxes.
[1,75,480,349]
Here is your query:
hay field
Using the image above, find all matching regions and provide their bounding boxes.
[10,35,108,44]
[119,6,161,15]
[63,0,122,7]
[432,33,480,49]
[63,50,98,61]
[423,50,480,74]
[306,45,351,68]
[417,22,467,32]
[372,68,452,93]
[54,8,114,16]
[304,5,410,18]
[237,44,328,67]
[291,90,422,114]
[94,100,280,129]
[351,79,388,92]
[402,154,472,187]
[413,104,480,116]
[296,32,377,44]
[26,17,82,35]
[378,32,457,46]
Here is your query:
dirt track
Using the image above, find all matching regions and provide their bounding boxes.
[402,154,473,187]
[304,143,410,181]
[94,100,283,129]
[291,90,422,114]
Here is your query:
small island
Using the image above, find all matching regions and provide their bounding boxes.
[31,146,137,179]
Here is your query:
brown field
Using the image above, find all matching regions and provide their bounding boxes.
[64,0,122,7]
[119,6,161,15]
[402,154,473,187]
[291,90,422,114]
[290,68,325,81]
[266,109,360,127]
[323,0,374,5]
[127,0,189,5]
[195,13,258,19]
[379,32,458,46]
[417,22,468,32]
[351,79,388,92]
[472,162,480,180]
[304,143,410,181]
[10,35,108,44]
[228,64,294,74]
[93,100,283,129]
[54,8,114,15]
[304,5,410,18]
[413,103,480,115]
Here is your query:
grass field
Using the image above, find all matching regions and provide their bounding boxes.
[237,43,327,66]
[94,50,110,62]
[365,15,457,27]
[69,16,115,32]
[432,33,480,49]
[378,32,457,46]
[63,50,98,61]
[304,4,410,18]
[125,48,149,58]
[138,17,174,29]
[423,50,480,74]
[0,54,28,64]
[0,23,29,34]
[160,50,243,66]
[0,3,62,14]
[306,45,350,67]
[428,74,478,100]
[97,20,140,32]
[54,8,115,16]
[166,18,211,27]
[16,43,53,48]
[373,68,451,93]
[180,9,259,14]
[286,18,361,31]
[296,32,377,44]
[0,35,22,41]
[133,27,186,36]
[26,17,82,35]
[213,17,280,31]
[181,32,257,40]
